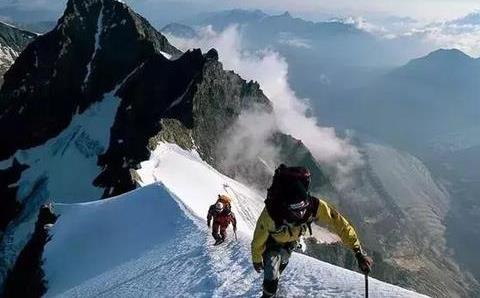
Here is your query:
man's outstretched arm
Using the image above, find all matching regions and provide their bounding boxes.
[314,198,361,251]
[314,198,373,273]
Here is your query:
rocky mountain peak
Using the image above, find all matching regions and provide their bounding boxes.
[0,0,181,159]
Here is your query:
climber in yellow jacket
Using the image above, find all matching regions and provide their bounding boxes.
[251,165,373,298]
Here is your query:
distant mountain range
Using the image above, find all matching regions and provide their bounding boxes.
[161,9,433,124]
[314,48,480,157]
[173,9,430,67]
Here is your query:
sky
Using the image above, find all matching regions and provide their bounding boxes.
[240,0,479,21]
[137,0,480,22]
[2,0,480,56]
[2,0,480,22]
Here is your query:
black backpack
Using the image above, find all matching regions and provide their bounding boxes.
[265,164,318,234]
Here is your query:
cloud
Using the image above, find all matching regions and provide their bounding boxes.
[394,21,480,57]
[334,11,480,58]
[332,16,388,35]
[217,108,280,181]
[421,24,480,57]
[165,26,364,188]
[277,32,312,49]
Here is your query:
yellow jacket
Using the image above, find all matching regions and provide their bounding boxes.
[251,198,361,263]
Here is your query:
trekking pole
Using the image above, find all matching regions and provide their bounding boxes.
[234,229,238,241]
[365,273,369,298]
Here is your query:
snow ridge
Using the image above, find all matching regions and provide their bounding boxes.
[41,143,427,297]
[82,2,105,91]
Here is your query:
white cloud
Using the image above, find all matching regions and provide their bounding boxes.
[333,16,387,34]
[218,108,279,177]
[390,20,480,57]
[277,32,312,49]
[420,23,480,57]
[166,26,364,188]
[343,12,480,57]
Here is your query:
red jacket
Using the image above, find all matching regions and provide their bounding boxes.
[207,205,237,228]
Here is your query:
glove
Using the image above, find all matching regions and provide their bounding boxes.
[207,221,211,228]
[355,250,373,274]
[295,237,306,252]
[253,262,264,273]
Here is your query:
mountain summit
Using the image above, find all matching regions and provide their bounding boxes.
[0,0,181,159]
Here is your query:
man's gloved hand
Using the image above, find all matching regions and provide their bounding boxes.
[295,237,306,252]
[253,262,264,273]
[355,250,374,274]
[207,221,211,228]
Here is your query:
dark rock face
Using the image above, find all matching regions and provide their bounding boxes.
[192,58,271,163]
[94,50,277,197]
[1,204,57,298]
[94,49,206,196]
[0,0,180,160]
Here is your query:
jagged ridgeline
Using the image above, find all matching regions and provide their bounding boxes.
[0,22,37,83]
[0,0,332,293]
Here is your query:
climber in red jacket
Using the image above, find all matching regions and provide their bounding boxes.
[207,196,237,245]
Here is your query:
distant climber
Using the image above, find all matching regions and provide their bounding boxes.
[207,195,237,245]
[251,164,373,297]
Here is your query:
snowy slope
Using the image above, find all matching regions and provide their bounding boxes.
[0,90,119,282]
[42,142,427,297]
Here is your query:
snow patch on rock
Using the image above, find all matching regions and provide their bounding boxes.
[0,91,120,284]
[0,157,14,170]
[0,44,19,66]
[82,2,105,91]
[160,51,172,60]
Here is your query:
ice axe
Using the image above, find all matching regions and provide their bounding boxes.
[365,273,369,298]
